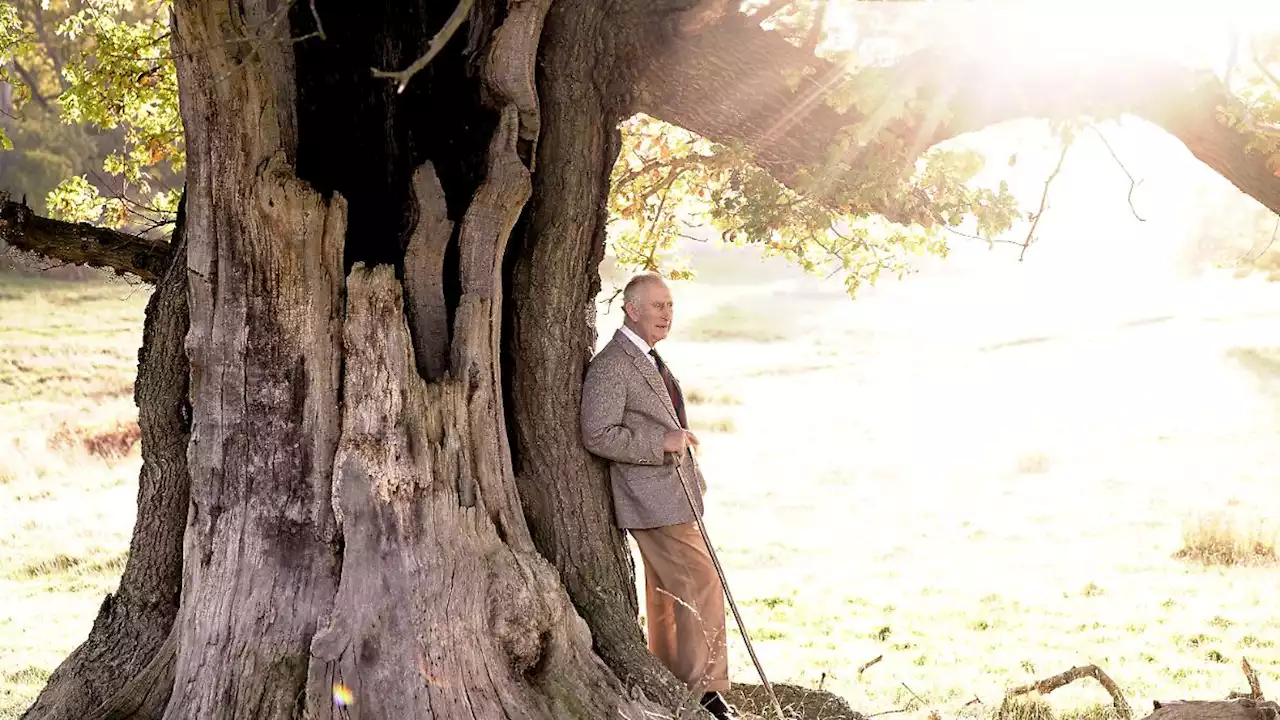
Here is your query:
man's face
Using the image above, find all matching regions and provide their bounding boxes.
[625,280,674,346]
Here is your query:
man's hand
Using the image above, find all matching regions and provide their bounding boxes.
[663,429,700,453]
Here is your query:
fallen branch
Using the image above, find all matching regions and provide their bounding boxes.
[858,654,884,677]
[1006,664,1133,720]
[0,197,174,283]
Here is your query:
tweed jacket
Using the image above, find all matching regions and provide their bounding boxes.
[581,330,706,529]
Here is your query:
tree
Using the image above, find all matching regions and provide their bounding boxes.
[5,1,1280,718]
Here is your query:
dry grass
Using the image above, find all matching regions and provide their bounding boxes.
[0,271,148,719]
[49,418,142,459]
[1174,512,1277,567]
[6,245,1280,720]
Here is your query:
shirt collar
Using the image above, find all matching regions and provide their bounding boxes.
[619,324,655,362]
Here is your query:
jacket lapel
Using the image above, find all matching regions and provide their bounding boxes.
[613,330,681,427]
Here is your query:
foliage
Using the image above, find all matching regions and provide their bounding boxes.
[54,0,180,228]
[0,107,100,215]
[607,1,1034,296]
[0,0,179,232]
[606,5,1024,298]
[3,0,1280,291]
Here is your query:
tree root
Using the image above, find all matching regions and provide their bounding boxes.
[728,682,867,720]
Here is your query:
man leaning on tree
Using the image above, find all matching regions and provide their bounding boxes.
[580,271,737,720]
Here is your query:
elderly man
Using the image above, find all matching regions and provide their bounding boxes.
[580,272,736,720]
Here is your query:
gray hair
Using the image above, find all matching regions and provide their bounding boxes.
[622,271,666,307]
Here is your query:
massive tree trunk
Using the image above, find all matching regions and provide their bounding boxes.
[506,0,699,710]
[17,1,1280,719]
[17,0,698,718]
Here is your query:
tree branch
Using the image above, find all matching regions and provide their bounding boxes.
[0,198,174,283]
[1020,138,1072,261]
[635,14,1280,221]
[1006,664,1133,720]
[1226,657,1265,701]
[371,0,473,93]
[11,60,54,111]
[1088,123,1146,222]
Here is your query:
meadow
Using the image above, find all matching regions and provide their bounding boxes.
[0,273,151,717]
[2,242,1278,720]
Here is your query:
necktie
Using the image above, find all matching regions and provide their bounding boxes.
[649,349,687,429]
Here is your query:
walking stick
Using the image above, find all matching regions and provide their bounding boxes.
[674,449,785,720]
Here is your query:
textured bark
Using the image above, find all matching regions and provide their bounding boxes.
[0,198,174,282]
[636,14,1280,218]
[299,2,658,715]
[91,628,178,720]
[22,199,191,720]
[508,0,700,710]
[305,263,645,719]
[167,1,345,716]
[1145,700,1280,720]
[403,163,453,382]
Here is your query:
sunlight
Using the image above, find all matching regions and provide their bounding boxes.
[963,1,1222,67]
[820,0,1280,72]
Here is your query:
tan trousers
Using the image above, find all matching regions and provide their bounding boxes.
[630,522,730,693]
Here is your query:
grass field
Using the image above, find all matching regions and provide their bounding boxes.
[1,273,150,717]
[3,247,1279,719]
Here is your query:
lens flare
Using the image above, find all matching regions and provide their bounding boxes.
[332,683,354,706]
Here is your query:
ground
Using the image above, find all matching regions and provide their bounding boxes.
[4,232,1277,719]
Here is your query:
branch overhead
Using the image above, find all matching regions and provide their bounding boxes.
[635,14,1280,221]
[0,198,175,283]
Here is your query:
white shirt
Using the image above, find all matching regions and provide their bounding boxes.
[619,324,656,366]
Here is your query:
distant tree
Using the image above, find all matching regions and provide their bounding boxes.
[1,0,178,230]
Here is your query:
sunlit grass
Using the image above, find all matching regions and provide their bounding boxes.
[0,272,148,720]
[684,302,798,343]
[5,251,1280,720]
[1175,512,1277,567]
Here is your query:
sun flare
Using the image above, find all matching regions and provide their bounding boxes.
[818,0,1280,72]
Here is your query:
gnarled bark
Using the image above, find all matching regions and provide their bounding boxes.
[300,1,660,714]
[306,262,645,719]
[155,0,680,718]
[508,0,702,710]
[166,1,345,715]
[22,198,190,720]
[1146,700,1280,720]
